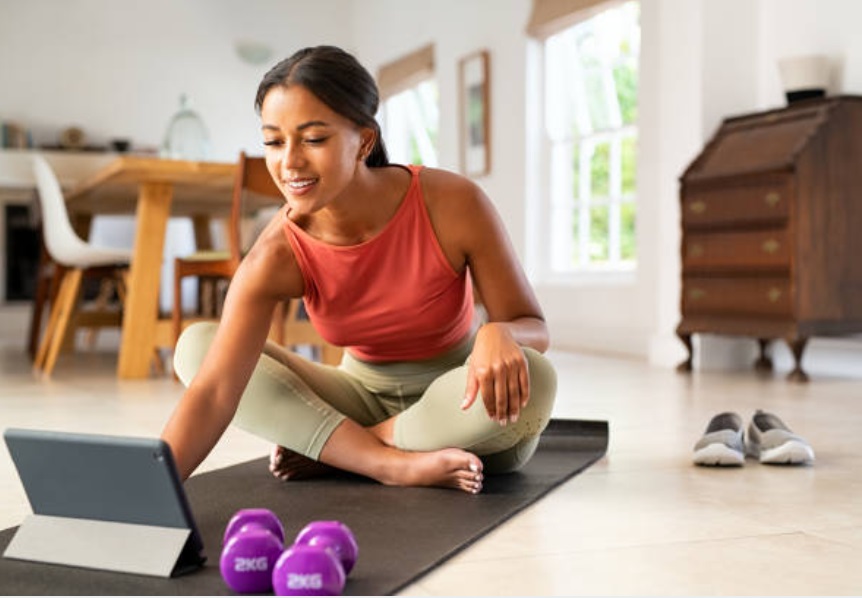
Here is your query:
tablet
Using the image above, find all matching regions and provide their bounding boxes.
[3,428,206,576]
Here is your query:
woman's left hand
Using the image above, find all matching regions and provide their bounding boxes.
[461,323,530,425]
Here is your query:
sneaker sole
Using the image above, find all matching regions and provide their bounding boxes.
[757,440,815,465]
[693,443,745,466]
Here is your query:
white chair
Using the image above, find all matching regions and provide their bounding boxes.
[31,155,133,377]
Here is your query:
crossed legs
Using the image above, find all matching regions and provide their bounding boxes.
[174,323,556,493]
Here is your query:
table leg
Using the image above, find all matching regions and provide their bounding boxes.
[117,182,173,379]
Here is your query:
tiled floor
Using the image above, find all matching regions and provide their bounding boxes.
[2,334,861,595]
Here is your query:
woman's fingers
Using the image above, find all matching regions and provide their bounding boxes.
[461,373,480,411]
[463,339,531,426]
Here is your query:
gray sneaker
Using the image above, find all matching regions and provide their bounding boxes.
[693,412,745,466]
[746,410,815,465]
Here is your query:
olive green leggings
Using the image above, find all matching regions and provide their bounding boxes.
[174,323,557,474]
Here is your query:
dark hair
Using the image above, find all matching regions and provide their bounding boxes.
[255,45,389,167]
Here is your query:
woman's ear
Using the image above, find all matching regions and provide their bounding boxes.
[358,128,376,161]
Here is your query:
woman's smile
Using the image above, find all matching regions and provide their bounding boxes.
[285,176,319,196]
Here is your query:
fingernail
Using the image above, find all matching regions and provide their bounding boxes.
[510,414,519,424]
[469,462,479,473]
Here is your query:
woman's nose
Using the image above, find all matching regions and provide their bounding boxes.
[279,140,304,170]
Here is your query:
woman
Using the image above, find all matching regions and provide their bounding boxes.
[161,46,556,494]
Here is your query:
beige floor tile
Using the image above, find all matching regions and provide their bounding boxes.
[811,525,862,549]
[413,532,862,596]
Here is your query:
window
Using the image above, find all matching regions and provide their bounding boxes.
[376,45,439,166]
[379,79,439,166]
[540,1,639,274]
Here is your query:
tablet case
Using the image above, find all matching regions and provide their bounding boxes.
[2,428,206,577]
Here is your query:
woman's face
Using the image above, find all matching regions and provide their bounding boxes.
[260,84,372,216]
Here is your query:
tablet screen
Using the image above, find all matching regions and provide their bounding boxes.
[3,428,205,571]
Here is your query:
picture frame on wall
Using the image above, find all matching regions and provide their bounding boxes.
[459,50,490,177]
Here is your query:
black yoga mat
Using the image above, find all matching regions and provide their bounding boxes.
[0,419,608,596]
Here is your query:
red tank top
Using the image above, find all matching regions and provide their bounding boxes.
[283,165,474,362]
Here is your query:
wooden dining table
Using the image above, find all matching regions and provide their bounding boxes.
[66,155,237,379]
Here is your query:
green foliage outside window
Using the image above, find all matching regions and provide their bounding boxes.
[621,201,636,260]
[569,8,639,267]
[591,142,610,198]
[589,205,610,262]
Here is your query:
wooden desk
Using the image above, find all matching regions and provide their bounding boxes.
[676,96,862,382]
[67,156,236,379]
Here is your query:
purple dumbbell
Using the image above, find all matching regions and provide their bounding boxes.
[223,508,285,545]
[220,508,285,593]
[272,521,358,596]
[293,521,358,574]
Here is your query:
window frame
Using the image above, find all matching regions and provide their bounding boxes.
[530,1,639,285]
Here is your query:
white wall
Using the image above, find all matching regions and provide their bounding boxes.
[0,0,353,160]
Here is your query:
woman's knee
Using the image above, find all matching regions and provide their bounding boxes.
[173,322,219,386]
[523,347,557,426]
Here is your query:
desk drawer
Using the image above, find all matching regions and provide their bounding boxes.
[682,179,791,228]
[682,277,792,317]
[683,229,790,271]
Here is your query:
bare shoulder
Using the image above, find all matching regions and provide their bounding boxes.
[415,166,510,273]
[234,207,304,299]
[418,167,490,220]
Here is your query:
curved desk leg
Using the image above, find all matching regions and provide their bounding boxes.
[753,338,774,373]
[676,331,693,373]
[118,182,173,379]
[786,336,810,383]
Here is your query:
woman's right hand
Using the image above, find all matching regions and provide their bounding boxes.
[461,322,530,426]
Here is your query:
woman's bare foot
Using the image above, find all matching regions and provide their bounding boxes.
[387,448,484,494]
[318,418,484,494]
[269,445,338,481]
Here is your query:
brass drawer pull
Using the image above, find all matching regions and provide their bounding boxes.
[764,191,781,207]
[688,288,706,301]
[762,239,780,254]
[688,243,704,257]
[767,287,783,303]
[689,200,706,214]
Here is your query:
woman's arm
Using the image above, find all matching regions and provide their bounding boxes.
[161,218,301,479]
[421,169,549,426]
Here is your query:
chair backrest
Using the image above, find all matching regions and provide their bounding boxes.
[32,155,88,264]
[227,151,285,261]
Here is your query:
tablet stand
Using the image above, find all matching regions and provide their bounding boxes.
[4,514,200,577]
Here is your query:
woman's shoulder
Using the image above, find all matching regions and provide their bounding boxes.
[236,207,304,297]
[416,165,477,193]
[414,166,485,214]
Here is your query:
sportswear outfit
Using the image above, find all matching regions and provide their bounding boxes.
[174,165,556,474]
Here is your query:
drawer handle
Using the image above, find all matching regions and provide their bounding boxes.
[761,239,780,254]
[767,287,782,303]
[764,191,781,207]
[688,288,706,301]
[689,201,706,214]
[688,243,704,257]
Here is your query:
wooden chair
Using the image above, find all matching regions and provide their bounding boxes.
[172,151,342,366]
[27,238,60,360]
[30,155,132,377]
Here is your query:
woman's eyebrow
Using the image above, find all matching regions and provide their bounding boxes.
[261,121,331,133]
[296,120,330,131]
